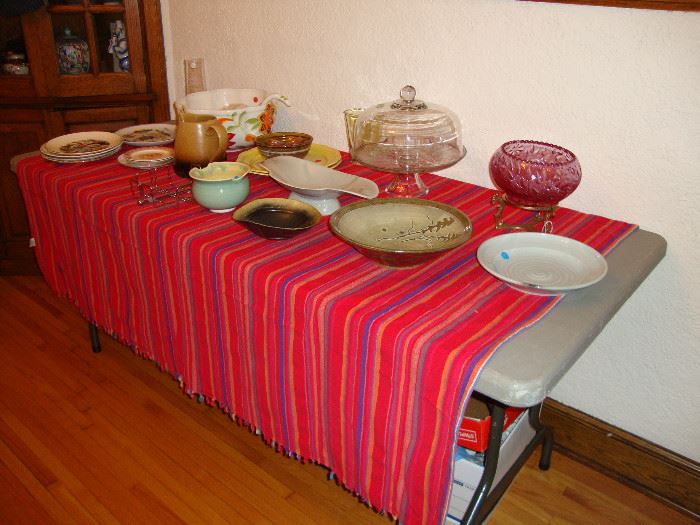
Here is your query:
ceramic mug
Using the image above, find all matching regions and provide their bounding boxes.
[173,111,228,178]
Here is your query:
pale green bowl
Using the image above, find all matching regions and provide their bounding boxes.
[190,162,250,213]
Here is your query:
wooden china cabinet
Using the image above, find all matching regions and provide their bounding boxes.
[0,0,169,274]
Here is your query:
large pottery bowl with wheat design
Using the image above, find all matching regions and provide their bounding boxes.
[329,198,472,268]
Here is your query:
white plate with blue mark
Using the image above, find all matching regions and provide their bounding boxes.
[476,232,607,295]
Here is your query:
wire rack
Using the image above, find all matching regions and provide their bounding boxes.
[129,167,192,207]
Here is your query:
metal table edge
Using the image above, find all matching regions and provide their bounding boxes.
[473,228,666,407]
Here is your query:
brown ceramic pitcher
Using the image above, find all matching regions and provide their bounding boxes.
[173,110,228,178]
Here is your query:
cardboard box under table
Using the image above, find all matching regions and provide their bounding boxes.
[458,395,525,452]
[446,410,535,524]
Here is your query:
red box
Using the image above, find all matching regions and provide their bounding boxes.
[457,395,525,452]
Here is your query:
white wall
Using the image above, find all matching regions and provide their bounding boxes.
[161,0,700,462]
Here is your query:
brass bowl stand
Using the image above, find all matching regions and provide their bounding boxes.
[491,193,557,233]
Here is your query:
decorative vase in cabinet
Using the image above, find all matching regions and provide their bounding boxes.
[56,27,89,74]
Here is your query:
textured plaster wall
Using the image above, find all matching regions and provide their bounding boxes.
[161,0,700,462]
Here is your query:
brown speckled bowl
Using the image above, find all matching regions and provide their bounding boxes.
[255,132,313,159]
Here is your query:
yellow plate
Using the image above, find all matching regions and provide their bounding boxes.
[237,144,341,175]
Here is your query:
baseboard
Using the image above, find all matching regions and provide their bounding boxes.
[541,398,700,519]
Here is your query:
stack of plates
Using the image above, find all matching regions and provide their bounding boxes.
[40,131,123,163]
[117,146,175,169]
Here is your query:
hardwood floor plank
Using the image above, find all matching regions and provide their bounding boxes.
[0,414,58,487]
[46,482,104,525]
[0,412,111,525]
[0,365,179,524]
[77,360,316,524]
[129,483,191,525]
[0,444,66,525]
[0,456,59,525]
[0,275,694,525]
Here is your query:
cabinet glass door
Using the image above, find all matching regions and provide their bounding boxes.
[44,0,145,96]
[0,14,34,97]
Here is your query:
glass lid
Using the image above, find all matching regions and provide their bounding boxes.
[351,85,465,174]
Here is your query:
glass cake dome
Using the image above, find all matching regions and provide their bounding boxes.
[346,85,466,197]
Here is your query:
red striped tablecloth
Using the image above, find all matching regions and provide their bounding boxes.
[17,152,636,525]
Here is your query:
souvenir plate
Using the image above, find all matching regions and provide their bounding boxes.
[116,123,176,146]
[41,131,123,157]
[122,146,174,163]
[237,144,341,175]
[118,147,174,168]
[476,232,608,295]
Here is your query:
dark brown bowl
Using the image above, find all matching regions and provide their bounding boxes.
[232,198,321,239]
[255,132,313,159]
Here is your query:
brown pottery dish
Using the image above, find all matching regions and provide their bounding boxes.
[233,198,321,239]
[255,132,313,158]
[329,198,472,267]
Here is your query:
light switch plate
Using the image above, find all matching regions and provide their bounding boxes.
[184,57,206,95]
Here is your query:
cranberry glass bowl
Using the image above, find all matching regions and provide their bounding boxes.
[489,140,581,208]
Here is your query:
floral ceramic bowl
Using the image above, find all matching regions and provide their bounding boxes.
[174,89,291,151]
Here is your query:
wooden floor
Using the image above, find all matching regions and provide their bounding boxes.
[0,275,693,525]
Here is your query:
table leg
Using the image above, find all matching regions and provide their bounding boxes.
[459,402,554,525]
[460,403,506,525]
[89,322,101,353]
[528,403,553,470]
